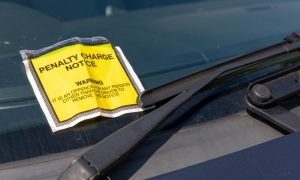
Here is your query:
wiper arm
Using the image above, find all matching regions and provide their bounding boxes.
[59,32,300,180]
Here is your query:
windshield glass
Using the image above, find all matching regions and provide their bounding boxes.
[1,0,300,164]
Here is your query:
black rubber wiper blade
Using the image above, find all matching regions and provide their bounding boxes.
[140,32,300,107]
[59,32,300,180]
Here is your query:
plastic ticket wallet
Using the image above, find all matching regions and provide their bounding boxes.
[21,37,145,132]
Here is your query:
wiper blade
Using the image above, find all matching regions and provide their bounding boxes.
[59,32,300,179]
[140,32,300,107]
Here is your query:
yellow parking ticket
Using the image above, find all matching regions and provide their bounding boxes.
[20,37,145,132]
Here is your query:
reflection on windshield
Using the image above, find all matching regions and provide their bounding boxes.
[0,0,210,90]
[1,0,300,164]
[1,0,204,21]
[0,0,216,165]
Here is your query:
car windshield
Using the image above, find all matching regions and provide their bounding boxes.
[1,0,300,164]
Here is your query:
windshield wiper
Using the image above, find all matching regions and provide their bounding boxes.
[59,32,300,180]
[140,32,300,107]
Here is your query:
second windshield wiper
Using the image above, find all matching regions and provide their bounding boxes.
[59,32,300,180]
[140,32,300,107]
